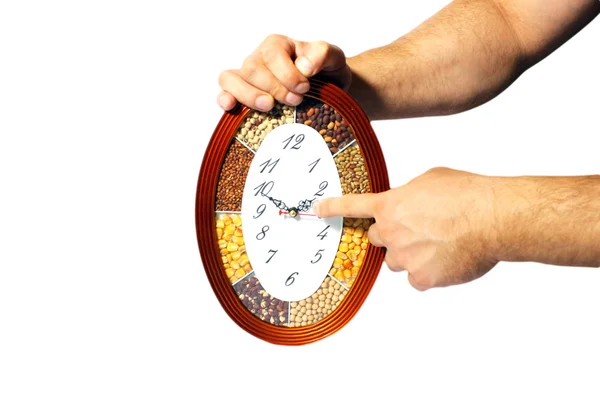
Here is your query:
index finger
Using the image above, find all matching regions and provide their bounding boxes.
[313,193,381,218]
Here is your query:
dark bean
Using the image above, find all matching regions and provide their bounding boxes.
[296,98,355,154]
[233,275,289,326]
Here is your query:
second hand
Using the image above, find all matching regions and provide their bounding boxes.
[279,210,318,217]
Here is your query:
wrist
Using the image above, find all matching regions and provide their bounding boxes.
[487,176,534,263]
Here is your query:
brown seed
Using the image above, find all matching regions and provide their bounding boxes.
[215,141,254,211]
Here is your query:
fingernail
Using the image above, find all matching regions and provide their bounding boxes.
[312,200,321,216]
[217,93,229,109]
[255,95,272,111]
[296,56,314,76]
[285,92,303,106]
[294,81,310,93]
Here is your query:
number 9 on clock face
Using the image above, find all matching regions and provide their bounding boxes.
[241,123,343,301]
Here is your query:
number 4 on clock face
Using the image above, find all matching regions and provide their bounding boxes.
[241,123,344,302]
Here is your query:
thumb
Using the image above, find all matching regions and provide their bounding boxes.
[293,40,348,78]
[313,193,381,219]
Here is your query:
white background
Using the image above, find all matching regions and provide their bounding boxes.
[0,1,598,399]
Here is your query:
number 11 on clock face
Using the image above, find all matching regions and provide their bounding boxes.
[241,123,343,302]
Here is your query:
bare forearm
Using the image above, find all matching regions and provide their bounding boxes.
[492,175,600,267]
[348,0,599,120]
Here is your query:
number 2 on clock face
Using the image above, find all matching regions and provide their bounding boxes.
[241,123,343,302]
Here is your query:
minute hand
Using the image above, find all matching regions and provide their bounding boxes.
[296,198,317,213]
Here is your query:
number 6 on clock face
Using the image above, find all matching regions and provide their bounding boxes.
[241,124,343,301]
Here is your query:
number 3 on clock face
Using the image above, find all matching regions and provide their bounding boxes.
[241,124,343,301]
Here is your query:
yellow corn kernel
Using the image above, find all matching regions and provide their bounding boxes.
[225,268,235,278]
[341,234,352,243]
[359,249,366,259]
[361,242,368,250]
[216,219,225,229]
[345,248,355,258]
[354,226,364,237]
[221,256,228,265]
[343,259,353,269]
[238,245,246,253]
[343,227,355,235]
[334,271,344,281]
[348,242,356,250]
[216,228,223,240]
[343,269,352,279]
[352,236,362,245]
[233,236,244,246]
[217,240,227,249]
[336,251,348,260]
[243,265,252,273]
[353,260,362,268]
[224,224,236,235]
[339,242,349,253]
[230,261,240,270]
[231,214,242,227]
[230,251,242,261]
[227,242,239,252]
[333,258,343,267]
[226,253,233,263]
[234,227,243,237]
[222,214,232,225]
[238,255,249,267]
[235,268,245,278]
[330,267,338,275]
[220,248,228,256]
[351,267,360,277]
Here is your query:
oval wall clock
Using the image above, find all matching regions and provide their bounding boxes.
[196,79,389,345]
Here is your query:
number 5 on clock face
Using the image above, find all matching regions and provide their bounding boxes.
[241,123,343,301]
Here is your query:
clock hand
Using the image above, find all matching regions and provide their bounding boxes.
[296,198,317,213]
[260,192,290,212]
[279,210,319,218]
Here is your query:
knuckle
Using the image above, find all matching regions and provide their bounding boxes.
[278,68,301,88]
[265,33,285,44]
[241,56,259,72]
[261,46,279,64]
[312,40,331,57]
[385,252,404,271]
[267,80,289,101]
[426,166,451,176]
[218,70,236,87]
[409,272,433,291]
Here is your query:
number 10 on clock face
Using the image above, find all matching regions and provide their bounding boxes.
[241,123,343,302]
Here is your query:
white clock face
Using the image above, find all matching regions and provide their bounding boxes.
[241,123,343,301]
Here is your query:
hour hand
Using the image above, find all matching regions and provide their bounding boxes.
[261,192,289,212]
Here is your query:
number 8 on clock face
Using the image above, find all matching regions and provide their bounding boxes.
[241,123,343,302]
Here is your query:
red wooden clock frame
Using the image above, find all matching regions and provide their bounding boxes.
[196,79,389,345]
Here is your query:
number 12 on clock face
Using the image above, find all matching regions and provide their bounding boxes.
[241,123,344,302]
